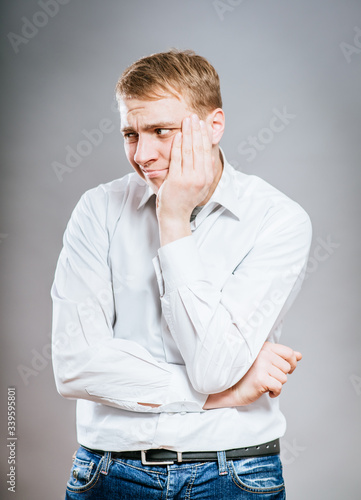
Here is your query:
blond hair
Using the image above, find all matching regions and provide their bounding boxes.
[115,49,222,118]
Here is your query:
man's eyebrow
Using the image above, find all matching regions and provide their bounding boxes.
[121,122,179,133]
[143,121,179,130]
[120,126,136,133]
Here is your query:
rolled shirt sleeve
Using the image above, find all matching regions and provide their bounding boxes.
[154,208,312,394]
[51,188,207,413]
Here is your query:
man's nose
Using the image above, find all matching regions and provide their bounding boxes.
[134,135,158,167]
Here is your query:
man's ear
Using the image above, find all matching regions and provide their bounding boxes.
[206,108,225,145]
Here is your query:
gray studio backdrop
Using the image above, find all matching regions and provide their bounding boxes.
[1,1,360,499]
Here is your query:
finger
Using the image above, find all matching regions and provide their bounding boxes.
[288,356,302,373]
[289,351,302,374]
[269,391,281,399]
[200,119,213,185]
[295,350,302,361]
[269,365,288,386]
[267,343,298,372]
[168,132,182,179]
[269,352,292,375]
[191,114,204,173]
[265,375,283,398]
[181,116,193,175]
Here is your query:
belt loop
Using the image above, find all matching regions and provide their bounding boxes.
[217,451,228,476]
[100,451,111,475]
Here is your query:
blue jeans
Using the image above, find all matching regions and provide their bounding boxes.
[65,445,285,499]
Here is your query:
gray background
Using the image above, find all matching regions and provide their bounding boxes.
[1,1,360,498]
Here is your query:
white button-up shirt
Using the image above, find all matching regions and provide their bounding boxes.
[51,152,312,452]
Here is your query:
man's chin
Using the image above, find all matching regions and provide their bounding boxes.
[145,172,168,194]
[145,178,163,195]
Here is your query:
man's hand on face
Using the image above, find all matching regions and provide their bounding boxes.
[156,114,216,246]
[203,342,302,409]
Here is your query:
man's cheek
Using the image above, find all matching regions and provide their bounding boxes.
[125,148,144,179]
[125,145,136,166]
[165,136,176,165]
[124,143,132,158]
[132,164,145,180]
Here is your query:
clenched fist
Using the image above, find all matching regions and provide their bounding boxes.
[204,342,302,409]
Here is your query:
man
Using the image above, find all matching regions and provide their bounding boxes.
[52,50,312,499]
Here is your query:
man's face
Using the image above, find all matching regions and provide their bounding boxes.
[118,94,194,193]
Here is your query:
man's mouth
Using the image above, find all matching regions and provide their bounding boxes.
[142,168,168,179]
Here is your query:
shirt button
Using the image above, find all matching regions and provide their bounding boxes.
[180,412,186,415]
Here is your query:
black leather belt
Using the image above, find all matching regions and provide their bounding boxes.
[83,439,280,466]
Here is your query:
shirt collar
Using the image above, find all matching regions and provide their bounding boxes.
[137,182,156,210]
[207,148,242,221]
[137,147,243,218]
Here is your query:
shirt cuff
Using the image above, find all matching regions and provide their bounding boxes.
[155,236,207,294]
[161,363,208,412]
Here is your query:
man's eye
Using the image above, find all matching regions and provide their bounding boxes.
[124,132,138,142]
[155,129,171,136]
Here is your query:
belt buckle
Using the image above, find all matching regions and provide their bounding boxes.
[141,450,182,465]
